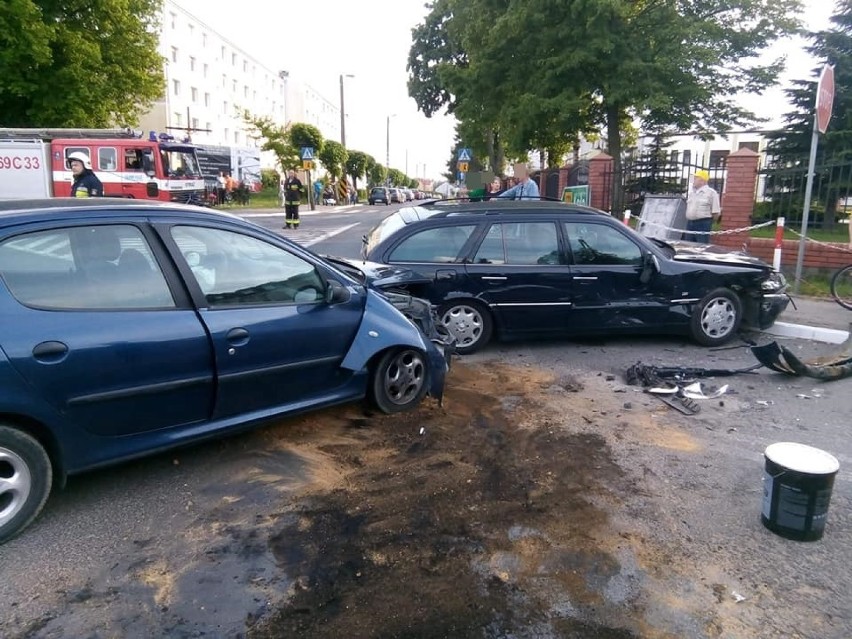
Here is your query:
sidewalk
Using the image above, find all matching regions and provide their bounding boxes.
[766,295,852,344]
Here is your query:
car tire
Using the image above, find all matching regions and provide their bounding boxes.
[0,426,52,544]
[690,288,742,346]
[370,348,430,414]
[439,300,493,355]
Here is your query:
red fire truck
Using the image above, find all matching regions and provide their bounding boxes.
[0,128,205,202]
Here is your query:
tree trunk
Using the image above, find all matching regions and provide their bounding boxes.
[606,103,623,215]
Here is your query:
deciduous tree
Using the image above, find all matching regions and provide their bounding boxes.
[0,0,165,126]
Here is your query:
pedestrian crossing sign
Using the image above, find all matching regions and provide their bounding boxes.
[458,148,472,162]
[300,147,314,160]
[302,160,314,170]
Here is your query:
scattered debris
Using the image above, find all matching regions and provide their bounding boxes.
[732,591,747,603]
[681,383,728,400]
[751,341,852,380]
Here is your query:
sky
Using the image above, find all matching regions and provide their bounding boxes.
[174,0,835,181]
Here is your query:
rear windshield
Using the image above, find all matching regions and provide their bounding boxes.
[362,207,439,257]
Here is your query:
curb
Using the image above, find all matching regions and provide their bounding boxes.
[761,321,851,345]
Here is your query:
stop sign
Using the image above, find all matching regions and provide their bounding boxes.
[816,64,835,134]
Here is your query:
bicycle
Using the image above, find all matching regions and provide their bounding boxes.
[830,263,852,310]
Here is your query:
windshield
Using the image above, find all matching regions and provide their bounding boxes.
[160,148,202,179]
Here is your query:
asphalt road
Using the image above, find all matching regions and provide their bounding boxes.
[1,202,849,638]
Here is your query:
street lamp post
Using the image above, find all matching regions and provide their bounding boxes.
[386,114,397,183]
[339,74,354,147]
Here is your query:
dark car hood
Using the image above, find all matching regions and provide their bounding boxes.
[662,240,772,270]
[323,256,432,289]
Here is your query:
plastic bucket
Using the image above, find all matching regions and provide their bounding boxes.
[762,442,840,541]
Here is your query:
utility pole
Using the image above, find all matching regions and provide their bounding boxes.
[339,74,354,147]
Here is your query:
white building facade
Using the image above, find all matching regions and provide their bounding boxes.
[138,1,340,169]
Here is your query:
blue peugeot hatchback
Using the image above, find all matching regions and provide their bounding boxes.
[0,199,449,542]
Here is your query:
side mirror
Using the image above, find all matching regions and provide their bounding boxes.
[326,280,351,304]
[639,252,658,284]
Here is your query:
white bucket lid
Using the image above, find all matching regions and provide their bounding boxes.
[765,442,840,475]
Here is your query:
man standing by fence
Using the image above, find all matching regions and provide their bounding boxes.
[684,169,721,243]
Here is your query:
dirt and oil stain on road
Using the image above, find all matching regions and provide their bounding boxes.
[11,360,828,638]
[245,362,715,639]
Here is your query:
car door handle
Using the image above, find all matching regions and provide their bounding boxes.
[32,341,69,362]
[435,270,456,281]
[573,276,599,281]
[226,328,250,345]
[481,276,507,281]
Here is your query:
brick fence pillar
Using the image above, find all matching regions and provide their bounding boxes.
[588,153,613,211]
[715,148,760,249]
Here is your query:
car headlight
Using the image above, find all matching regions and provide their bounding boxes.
[761,271,787,291]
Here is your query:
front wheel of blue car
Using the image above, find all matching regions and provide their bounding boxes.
[371,348,430,414]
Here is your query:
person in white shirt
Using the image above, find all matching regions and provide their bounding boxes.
[497,163,540,200]
[684,169,721,243]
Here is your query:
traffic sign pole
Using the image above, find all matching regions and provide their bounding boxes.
[793,65,834,293]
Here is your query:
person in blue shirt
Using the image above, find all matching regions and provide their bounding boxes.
[497,164,539,200]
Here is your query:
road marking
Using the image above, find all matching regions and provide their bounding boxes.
[280,223,359,247]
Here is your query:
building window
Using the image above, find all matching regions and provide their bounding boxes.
[204,92,210,107]
[191,87,198,102]
[202,32,207,47]
[232,79,237,92]
[739,141,760,153]
[243,60,248,72]
[206,122,212,132]
[244,85,249,98]
[170,12,176,29]
[234,131,240,144]
[709,150,729,169]
[203,63,208,78]
[189,56,195,71]
[222,74,226,88]
[188,23,194,37]
[192,118,199,130]
[224,128,230,141]
[669,150,678,164]
[221,45,226,61]
[223,101,229,114]
[171,47,178,63]
[172,80,180,96]
[231,53,237,66]
[175,112,183,127]
[683,150,692,165]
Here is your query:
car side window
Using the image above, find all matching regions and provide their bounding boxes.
[563,222,642,266]
[388,225,476,263]
[0,225,175,309]
[474,222,560,265]
[171,226,326,306]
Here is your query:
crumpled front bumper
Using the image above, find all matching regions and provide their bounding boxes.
[379,291,456,402]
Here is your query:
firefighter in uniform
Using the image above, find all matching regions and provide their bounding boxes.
[283,169,304,229]
[68,151,104,197]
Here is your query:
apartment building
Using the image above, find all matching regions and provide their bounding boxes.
[138,1,340,166]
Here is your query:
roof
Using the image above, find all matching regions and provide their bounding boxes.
[410,198,609,218]
[0,198,241,225]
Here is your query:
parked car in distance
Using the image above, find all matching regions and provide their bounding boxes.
[0,198,450,543]
[361,199,789,354]
[369,187,391,206]
[389,188,405,204]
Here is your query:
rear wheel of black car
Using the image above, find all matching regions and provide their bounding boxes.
[0,426,53,544]
[690,288,742,346]
[371,348,430,414]
[439,301,493,355]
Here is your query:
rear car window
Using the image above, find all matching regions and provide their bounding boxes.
[387,225,477,263]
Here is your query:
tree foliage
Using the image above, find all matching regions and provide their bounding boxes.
[766,0,852,227]
[345,150,369,189]
[409,0,802,209]
[0,0,165,126]
[319,140,348,179]
[368,162,387,187]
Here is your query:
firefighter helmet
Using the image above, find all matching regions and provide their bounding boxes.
[67,151,92,170]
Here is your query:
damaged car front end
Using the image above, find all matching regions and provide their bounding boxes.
[325,256,455,402]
